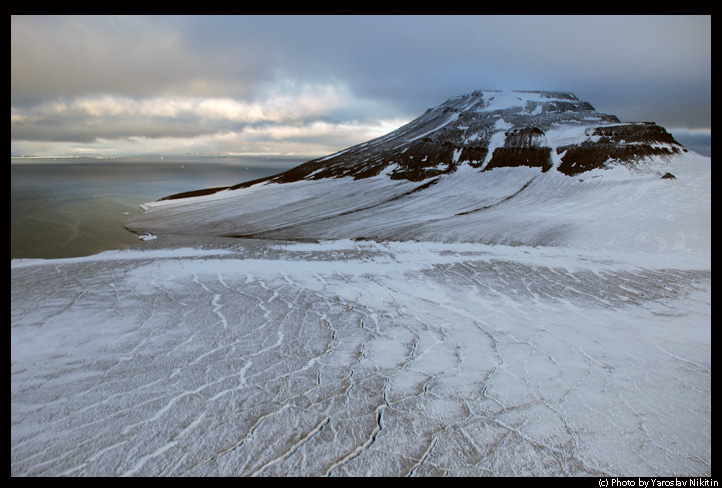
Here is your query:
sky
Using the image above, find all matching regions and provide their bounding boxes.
[11,15,711,158]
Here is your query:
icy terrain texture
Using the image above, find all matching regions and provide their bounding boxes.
[11,240,711,476]
[12,91,711,476]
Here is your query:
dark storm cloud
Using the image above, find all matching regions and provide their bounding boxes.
[11,15,711,156]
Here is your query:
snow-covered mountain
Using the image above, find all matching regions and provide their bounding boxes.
[162,90,684,185]
[126,90,708,255]
[12,90,711,476]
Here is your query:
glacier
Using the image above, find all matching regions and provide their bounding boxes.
[10,235,711,476]
[11,90,711,477]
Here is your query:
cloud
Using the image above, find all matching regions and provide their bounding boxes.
[11,16,244,103]
[12,82,377,133]
[667,128,712,157]
[10,84,409,156]
[10,15,710,157]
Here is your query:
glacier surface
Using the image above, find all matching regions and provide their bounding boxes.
[11,233,710,476]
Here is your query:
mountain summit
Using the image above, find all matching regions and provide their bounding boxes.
[126,90,708,252]
[157,90,686,200]
[227,90,683,186]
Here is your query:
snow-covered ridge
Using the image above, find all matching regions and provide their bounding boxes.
[150,90,682,196]
[443,89,581,113]
[127,156,709,258]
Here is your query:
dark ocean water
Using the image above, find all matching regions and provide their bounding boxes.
[11,155,308,259]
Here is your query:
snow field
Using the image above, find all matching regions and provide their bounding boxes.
[11,239,710,476]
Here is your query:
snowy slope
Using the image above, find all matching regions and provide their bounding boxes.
[126,90,706,257]
[127,151,709,257]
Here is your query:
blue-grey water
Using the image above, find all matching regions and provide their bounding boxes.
[11,155,308,259]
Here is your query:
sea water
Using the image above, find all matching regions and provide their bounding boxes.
[11,155,308,259]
